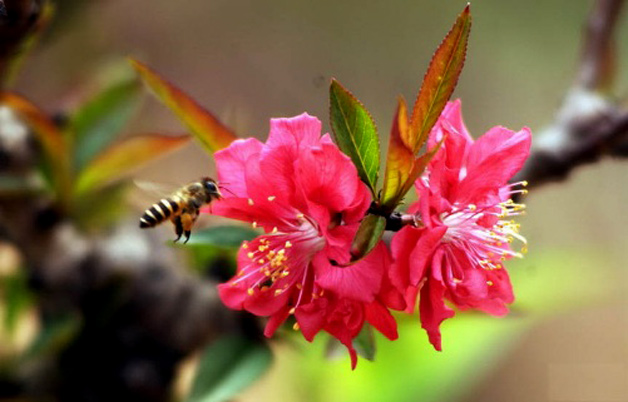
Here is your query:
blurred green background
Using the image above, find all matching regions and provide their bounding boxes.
[8,0,628,401]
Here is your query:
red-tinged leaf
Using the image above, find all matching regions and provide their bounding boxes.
[397,137,445,202]
[130,59,237,153]
[0,92,70,196]
[1,92,64,165]
[75,134,190,194]
[380,105,444,212]
[380,97,414,211]
[407,5,471,153]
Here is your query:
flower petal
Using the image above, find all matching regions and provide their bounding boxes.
[408,226,448,286]
[295,297,329,341]
[215,137,263,198]
[314,243,386,302]
[365,300,398,340]
[390,226,421,291]
[297,142,367,214]
[420,250,455,351]
[264,307,292,337]
[217,283,248,310]
[457,126,531,203]
[419,277,455,351]
[265,113,323,152]
[430,99,473,145]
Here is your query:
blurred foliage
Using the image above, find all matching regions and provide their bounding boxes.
[71,77,141,171]
[131,59,238,154]
[0,0,54,88]
[186,335,273,402]
[184,226,259,249]
[1,66,191,228]
[1,267,33,337]
[180,226,258,276]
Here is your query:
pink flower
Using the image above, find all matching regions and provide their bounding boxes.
[390,100,531,351]
[213,113,403,367]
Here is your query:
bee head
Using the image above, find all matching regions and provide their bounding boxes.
[201,177,222,198]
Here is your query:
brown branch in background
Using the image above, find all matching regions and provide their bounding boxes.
[578,0,624,91]
[0,0,44,84]
[512,0,627,193]
[0,108,250,400]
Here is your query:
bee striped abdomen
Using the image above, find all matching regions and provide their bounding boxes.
[139,198,179,228]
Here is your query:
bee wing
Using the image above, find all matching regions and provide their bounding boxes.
[133,180,176,198]
[131,180,179,212]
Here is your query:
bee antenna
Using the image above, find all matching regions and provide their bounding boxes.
[220,186,236,197]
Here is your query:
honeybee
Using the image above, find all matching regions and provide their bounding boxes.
[139,177,222,243]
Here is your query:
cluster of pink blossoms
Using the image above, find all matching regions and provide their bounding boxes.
[211,100,531,368]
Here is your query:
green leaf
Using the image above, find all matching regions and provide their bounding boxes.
[329,79,380,196]
[352,324,376,361]
[73,181,129,229]
[130,59,238,153]
[71,77,142,171]
[186,335,273,402]
[2,270,33,336]
[407,5,471,153]
[75,133,189,194]
[0,173,43,197]
[350,214,386,262]
[25,313,81,359]
[184,225,259,248]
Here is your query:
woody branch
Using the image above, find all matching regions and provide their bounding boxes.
[511,0,628,191]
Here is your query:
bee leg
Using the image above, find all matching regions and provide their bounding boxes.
[173,216,183,242]
[180,211,197,244]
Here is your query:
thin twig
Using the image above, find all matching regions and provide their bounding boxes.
[513,0,627,195]
[578,0,624,90]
